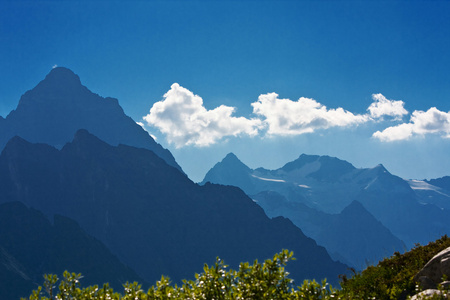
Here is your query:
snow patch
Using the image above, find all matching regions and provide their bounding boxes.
[251,175,286,183]
[364,177,379,190]
[408,180,450,197]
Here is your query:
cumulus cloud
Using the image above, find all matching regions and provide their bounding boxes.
[251,93,369,135]
[372,123,414,142]
[373,107,450,141]
[143,84,446,147]
[368,93,408,120]
[143,83,262,147]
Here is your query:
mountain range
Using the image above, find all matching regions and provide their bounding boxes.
[3,66,449,297]
[0,68,348,297]
[201,153,450,268]
[0,130,347,285]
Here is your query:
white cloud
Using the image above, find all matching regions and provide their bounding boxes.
[251,93,369,136]
[143,84,448,147]
[368,93,408,120]
[410,107,450,135]
[373,107,450,141]
[143,83,262,147]
[372,123,414,142]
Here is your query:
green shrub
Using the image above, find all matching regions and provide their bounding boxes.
[23,236,450,299]
[340,235,450,299]
[25,250,322,300]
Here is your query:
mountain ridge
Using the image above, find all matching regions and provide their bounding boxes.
[0,130,348,285]
[202,152,450,267]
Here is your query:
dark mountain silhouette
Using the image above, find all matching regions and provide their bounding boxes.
[202,153,450,261]
[0,130,347,285]
[0,67,182,172]
[0,201,142,299]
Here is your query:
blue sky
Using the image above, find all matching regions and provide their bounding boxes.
[1,0,450,182]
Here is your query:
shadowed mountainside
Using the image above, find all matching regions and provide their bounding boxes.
[0,130,348,285]
[0,201,143,299]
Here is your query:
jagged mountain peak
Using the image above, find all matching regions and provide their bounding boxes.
[223,152,239,161]
[1,135,58,162]
[354,164,398,188]
[373,163,389,173]
[221,152,250,169]
[70,128,110,148]
[280,154,355,173]
[280,154,319,172]
[3,135,29,148]
[201,153,255,192]
[0,135,31,159]
[0,67,183,173]
[61,129,112,155]
[204,152,252,176]
[14,67,115,112]
[73,128,98,141]
[279,154,355,182]
[41,67,82,87]
[340,200,370,216]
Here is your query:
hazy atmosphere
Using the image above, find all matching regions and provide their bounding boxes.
[2,0,450,182]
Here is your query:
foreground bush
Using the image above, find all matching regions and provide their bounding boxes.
[23,237,450,299]
[23,249,340,300]
[340,235,450,299]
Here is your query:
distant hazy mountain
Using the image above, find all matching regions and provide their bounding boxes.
[0,67,181,172]
[252,191,405,269]
[0,201,142,299]
[202,153,450,254]
[203,153,369,213]
[0,130,347,285]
